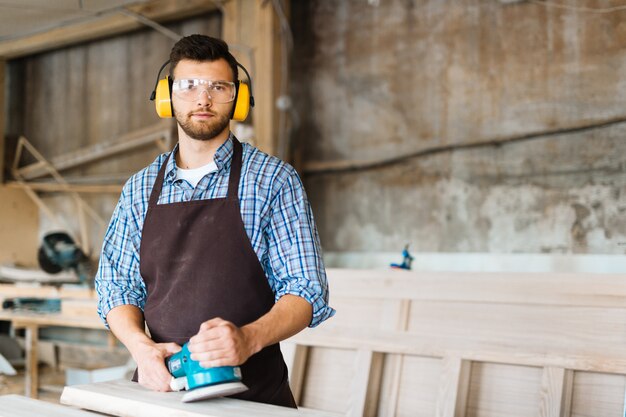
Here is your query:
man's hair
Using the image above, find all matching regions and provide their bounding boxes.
[169,34,239,82]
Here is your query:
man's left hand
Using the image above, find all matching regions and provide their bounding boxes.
[188,317,260,368]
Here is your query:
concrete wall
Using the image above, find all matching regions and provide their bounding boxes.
[291,0,626,254]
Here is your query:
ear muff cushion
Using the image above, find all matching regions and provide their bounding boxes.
[232,81,250,122]
[155,77,173,118]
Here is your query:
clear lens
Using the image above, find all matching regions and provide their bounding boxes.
[172,79,236,103]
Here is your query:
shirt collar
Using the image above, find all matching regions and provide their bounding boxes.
[164,133,235,184]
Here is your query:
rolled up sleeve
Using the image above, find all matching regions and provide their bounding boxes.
[264,167,335,327]
[95,185,147,328]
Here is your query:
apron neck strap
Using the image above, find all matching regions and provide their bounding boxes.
[148,137,243,208]
[227,138,243,200]
[149,153,170,208]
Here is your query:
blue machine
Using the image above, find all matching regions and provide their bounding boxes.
[165,343,248,402]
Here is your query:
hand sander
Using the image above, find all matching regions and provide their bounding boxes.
[165,343,248,402]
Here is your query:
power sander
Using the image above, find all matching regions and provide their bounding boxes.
[165,343,248,402]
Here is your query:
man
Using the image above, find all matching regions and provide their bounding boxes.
[95,34,334,408]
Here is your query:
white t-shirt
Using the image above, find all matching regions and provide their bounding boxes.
[176,161,218,188]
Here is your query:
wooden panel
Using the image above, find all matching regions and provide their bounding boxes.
[324,297,386,329]
[0,186,38,267]
[300,347,355,414]
[393,355,442,417]
[466,363,542,417]
[406,302,626,362]
[0,394,100,417]
[570,372,626,417]
[60,379,341,417]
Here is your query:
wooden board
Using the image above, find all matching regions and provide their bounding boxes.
[60,379,342,417]
[0,394,101,417]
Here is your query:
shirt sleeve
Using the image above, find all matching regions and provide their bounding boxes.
[264,166,335,328]
[95,184,147,328]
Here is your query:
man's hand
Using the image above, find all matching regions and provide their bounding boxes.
[188,318,260,368]
[132,340,181,392]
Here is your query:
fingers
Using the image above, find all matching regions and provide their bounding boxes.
[198,317,228,333]
[188,319,253,367]
[135,342,180,392]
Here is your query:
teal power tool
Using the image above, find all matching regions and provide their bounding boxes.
[165,343,248,402]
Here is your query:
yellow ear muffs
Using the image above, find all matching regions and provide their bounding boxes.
[232,81,250,122]
[154,76,173,118]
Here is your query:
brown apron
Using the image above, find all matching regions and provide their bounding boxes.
[135,138,296,408]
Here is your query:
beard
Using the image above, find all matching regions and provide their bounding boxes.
[175,107,231,141]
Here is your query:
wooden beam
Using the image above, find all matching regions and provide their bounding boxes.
[5,181,123,194]
[281,342,309,405]
[0,59,5,183]
[539,367,574,417]
[16,123,172,180]
[436,357,472,417]
[223,0,284,156]
[347,350,384,417]
[0,0,219,59]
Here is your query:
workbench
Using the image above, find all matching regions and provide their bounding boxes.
[0,309,110,398]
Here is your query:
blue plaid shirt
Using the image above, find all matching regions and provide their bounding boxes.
[96,135,334,328]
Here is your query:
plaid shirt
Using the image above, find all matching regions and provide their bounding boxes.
[95,134,334,328]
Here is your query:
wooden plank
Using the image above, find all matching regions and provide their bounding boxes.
[347,350,383,417]
[325,269,626,308]
[222,0,283,156]
[378,299,411,417]
[281,342,309,404]
[60,379,342,417]
[5,181,123,194]
[288,325,626,375]
[436,357,471,417]
[0,0,219,59]
[16,123,171,180]
[0,283,94,300]
[0,394,101,417]
[0,310,104,330]
[0,59,5,183]
[539,367,573,417]
[24,324,39,398]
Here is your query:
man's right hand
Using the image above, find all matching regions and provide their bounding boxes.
[132,340,181,392]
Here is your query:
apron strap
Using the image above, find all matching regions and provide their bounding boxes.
[148,152,172,208]
[227,138,243,200]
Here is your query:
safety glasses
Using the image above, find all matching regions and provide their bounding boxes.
[171,79,236,103]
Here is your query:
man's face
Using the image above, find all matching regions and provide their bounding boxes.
[171,58,234,141]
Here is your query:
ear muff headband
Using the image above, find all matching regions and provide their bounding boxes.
[149,60,255,121]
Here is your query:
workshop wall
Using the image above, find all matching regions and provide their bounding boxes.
[291,0,626,254]
[4,12,221,258]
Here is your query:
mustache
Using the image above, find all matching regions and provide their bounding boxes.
[188,108,217,117]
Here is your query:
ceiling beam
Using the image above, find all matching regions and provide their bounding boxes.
[0,0,219,59]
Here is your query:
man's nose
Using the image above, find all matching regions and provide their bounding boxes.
[196,89,212,106]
